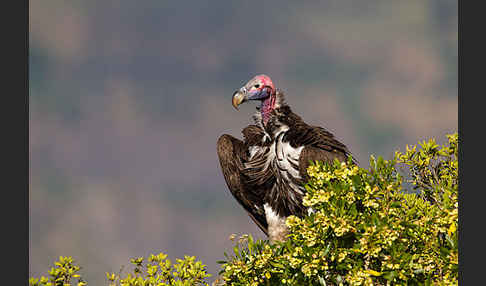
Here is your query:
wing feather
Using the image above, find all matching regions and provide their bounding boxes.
[217,134,268,235]
[290,125,357,179]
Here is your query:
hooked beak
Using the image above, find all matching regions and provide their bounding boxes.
[232,89,247,110]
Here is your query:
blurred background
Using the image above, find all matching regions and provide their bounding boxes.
[29,1,457,284]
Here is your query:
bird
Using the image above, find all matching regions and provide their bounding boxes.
[217,74,356,242]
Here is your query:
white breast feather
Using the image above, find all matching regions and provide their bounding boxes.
[275,134,304,196]
[277,141,304,179]
[248,145,260,159]
[264,203,288,242]
[246,126,305,195]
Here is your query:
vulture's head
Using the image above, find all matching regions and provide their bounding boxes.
[232,74,278,124]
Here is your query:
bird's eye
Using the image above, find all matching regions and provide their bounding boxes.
[254,84,260,88]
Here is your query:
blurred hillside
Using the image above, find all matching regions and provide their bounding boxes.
[29,1,457,284]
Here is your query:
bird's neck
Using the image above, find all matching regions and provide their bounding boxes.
[252,90,290,133]
[260,92,277,126]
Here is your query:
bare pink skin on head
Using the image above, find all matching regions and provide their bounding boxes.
[254,74,274,91]
[261,91,276,126]
[250,74,276,125]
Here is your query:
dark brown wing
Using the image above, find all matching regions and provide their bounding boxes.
[217,134,268,235]
[289,125,356,179]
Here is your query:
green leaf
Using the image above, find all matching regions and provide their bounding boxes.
[318,275,327,286]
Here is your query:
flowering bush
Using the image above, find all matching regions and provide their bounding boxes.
[219,133,458,285]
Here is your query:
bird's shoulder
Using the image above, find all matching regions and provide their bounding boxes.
[278,112,344,149]
[242,124,266,147]
[277,110,353,159]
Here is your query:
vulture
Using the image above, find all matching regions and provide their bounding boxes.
[217,74,356,242]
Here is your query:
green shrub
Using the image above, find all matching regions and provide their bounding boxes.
[218,133,458,285]
[106,253,211,286]
[30,133,458,285]
[29,256,87,286]
[30,253,211,286]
